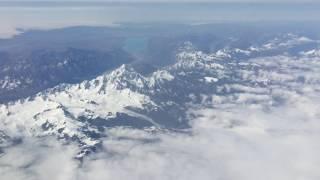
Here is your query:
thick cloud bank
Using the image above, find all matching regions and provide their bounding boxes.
[1,54,320,179]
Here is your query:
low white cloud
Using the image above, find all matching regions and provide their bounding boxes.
[0,138,79,180]
[77,93,320,180]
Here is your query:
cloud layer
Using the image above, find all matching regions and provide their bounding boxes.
[1,97,319,180]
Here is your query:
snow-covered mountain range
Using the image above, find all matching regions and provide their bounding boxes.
[1,34,320,157]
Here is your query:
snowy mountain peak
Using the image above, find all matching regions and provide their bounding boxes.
[174,42,225,71]
[105,64,148,90]
[109,64,136,77]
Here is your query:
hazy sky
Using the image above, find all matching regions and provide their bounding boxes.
[0,1,319,38]
[0,0,319,3]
